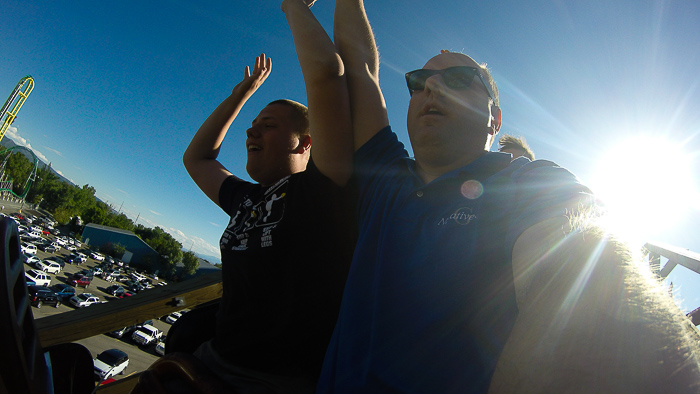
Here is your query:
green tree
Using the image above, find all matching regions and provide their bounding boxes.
[83,204,108,226]
[182,251,200,276]
[4,152,33,195]
[134,225,183,268]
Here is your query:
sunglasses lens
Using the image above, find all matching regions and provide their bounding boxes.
[405,67,482,94]
[443,67,477,89]
[407,70,432,92]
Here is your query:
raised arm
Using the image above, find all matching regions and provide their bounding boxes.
[282,0,353,185]
[490,216,700,392]
[334,0,390,150]
[183,55,272,207]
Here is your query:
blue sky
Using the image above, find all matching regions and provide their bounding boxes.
[3,1,700,309]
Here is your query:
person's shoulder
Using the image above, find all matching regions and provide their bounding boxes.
[219,175,258,212]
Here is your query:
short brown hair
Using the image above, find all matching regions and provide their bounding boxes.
[266,99,309,136]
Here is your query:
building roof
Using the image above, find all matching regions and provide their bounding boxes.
[84,223,137,237]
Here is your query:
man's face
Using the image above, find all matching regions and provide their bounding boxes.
[406,53,497,172]
[245,104,304,185]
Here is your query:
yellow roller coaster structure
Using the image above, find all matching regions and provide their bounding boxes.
[0,75,34,143]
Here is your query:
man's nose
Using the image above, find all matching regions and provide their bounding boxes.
[424,74,445,97]
[246,126,259,138]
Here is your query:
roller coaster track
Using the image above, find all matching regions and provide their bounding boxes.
[0,75,34,143]
[0,146,39,199]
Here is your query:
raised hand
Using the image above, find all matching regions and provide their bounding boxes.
[231,54,272,99]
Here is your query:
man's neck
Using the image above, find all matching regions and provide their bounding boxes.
[415,150,488,184]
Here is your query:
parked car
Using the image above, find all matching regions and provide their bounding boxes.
[93,349,129,381]
[51,283,76,300]
[165,312,182,324]
[20,242,38,255]
[70,275,91,288]
[124,280,145,293]
[106,285,126,297]
[44,256,66,268]
[131,324,162,346]
[23,230,42,240]
[101,270,119,282]
[64,244,77,251]
[37,243,59,253]
[22,253,41,266]
[74,269,95,279]
[131,272,147,282]
[27,285,61,308]
[64,253,86,265]
[35,260,62,274]
[155,340,165,356]
[90,252,105,261]
[69,293,100,308]
[118,290,136,298]
[109,320,153,339]
[25,269,51,287]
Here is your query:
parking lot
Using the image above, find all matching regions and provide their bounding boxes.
[16,216,183,385]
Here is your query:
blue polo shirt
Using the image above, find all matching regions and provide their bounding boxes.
[318,127,592,393]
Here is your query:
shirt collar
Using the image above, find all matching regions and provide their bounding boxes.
[402,152,513,185]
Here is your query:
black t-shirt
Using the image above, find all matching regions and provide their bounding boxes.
[215,159,355,378]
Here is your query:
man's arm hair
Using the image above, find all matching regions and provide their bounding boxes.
[282,0,353,186]
[183,55,272,207]
[490,213,700,392]
[334,0,390,150]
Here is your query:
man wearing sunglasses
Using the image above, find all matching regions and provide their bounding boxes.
[316,0,700,392]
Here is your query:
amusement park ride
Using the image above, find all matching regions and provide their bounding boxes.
[0,75,34,143]
[0,76,38,200]
[0,74,698,393]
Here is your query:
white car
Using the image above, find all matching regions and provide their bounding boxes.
[155,341,165,356]
[93,349,129,381]
[36,260,62,274]
[165,312,182,324]
[22,253,41,266]
[131,324,163,346]
[90,252,105,261]
[69,293,100,308]
[25,269,51,287]
[64,244,77,251]
[131,272,147,282]
[21,242,38,255]
[24,230,42,239]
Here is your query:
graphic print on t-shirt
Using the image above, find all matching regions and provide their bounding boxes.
[221,179,289,251]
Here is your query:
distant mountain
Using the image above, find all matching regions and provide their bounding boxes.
[0,137,75,186]
[196,252,222,266]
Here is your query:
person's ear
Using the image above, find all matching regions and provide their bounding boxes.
[489,105,502,134]
[294,135,311,153]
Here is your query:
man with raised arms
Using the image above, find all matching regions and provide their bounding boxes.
[180,1,355,391]
[316,0,700,392]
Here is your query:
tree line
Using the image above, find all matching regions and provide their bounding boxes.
[1,147,200,276]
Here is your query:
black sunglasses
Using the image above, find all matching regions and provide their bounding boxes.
[404,66,495,101]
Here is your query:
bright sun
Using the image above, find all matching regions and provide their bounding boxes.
[589,136,698,245]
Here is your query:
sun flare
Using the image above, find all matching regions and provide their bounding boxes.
[589,136,698,244]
